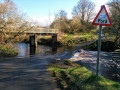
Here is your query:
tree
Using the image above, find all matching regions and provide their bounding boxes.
[69,17,82,33]
[103,0,120,44]
[0,0,33,44]
[72,0,95,22]
[71,0,96,33]
[50,10,69,33]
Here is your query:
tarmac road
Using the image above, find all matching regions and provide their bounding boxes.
[0,55,59,90]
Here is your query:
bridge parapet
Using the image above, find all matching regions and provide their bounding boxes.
[4,28,59,34]
[26,28,59,34]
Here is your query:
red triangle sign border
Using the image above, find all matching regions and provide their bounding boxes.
[92,5,112,26]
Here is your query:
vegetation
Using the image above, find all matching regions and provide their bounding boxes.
[0,0,34,44]
[59,33,97,47]
[83,37,120,52]
[49,0,97,47]
[72,0,95,22]
[4,34,30,43]
[49,60,120,90]
[0,0,34,56]
[0,45,18,57]
[50,0,97,34]
[103,0,120,44]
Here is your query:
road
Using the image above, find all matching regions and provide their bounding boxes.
[0,55,59,90]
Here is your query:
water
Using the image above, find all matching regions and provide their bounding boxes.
[69,50,120,82]
[6,43,120,82]
[14,43,59,58]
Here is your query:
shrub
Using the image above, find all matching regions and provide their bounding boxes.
[67,40,75,47]
[83,38,118,52]
[0,45,18,57]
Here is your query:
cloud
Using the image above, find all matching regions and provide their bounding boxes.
[95,0,109,12]
[31,10,72,27]
[67,9,72,19]
[93,0,110,19]
[32,14,55,26]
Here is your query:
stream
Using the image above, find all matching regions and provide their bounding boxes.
[3,43,120,82]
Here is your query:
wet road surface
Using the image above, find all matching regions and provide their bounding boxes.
[0,55,59,90]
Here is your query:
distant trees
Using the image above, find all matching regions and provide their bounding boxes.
[72,0,95,22]
[50,0,96,34]
[71,0,96,33]
[68,17,81,33]
[50,10,69,33]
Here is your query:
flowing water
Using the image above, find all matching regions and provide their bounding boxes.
[5,43,120,82]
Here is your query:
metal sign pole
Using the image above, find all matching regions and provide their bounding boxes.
[96,25,102,77]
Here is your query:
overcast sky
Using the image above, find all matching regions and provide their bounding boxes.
[12,0,110,26]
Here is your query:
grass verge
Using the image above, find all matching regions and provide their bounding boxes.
[48,60,120,90]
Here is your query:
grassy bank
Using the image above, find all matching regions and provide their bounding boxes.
[59,33,97,47]
[48,60,120,90]
[0,45,18,57]
[83,37,120,52]
[36,33,97,47]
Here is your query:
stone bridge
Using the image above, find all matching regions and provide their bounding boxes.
[0,28,59,46]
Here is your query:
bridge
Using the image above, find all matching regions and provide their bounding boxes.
[0,28,59,46]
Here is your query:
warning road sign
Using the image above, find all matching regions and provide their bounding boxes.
[92,5,112,26]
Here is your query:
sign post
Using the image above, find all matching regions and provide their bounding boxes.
[92,5,112,76]
[96,25,102,76]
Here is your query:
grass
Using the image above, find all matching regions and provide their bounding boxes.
[48,60,120,90]
[0,45,18,57]
[59,33,97,47]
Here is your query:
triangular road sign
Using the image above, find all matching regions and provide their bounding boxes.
[92,5,112,26]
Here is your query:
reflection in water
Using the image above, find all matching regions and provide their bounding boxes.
[30,46,36,55]
[14,43,58,57]
[52,46,57,54]
[14,43,30,57]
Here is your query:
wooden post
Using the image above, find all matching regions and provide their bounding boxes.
[30,45,36,55]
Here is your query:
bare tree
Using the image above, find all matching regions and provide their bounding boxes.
[51,10,68,33]
[0,0,33,44]
[72,0,95,22]
[107,0,120,43]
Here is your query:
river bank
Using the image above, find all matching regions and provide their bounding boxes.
[0,45,18,57]
[38,33,98,47]
[83,37,120,52]
[49,60,120,90]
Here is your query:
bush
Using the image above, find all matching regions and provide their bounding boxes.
[79,37,87,42]
[83,38,118,52]
[0,46,18,57]
[67,40,75,47]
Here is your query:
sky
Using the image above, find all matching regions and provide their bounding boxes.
[12,0,110,26]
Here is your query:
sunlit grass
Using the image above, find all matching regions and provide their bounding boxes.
[49,60,120,90]
[59,33,97,47]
